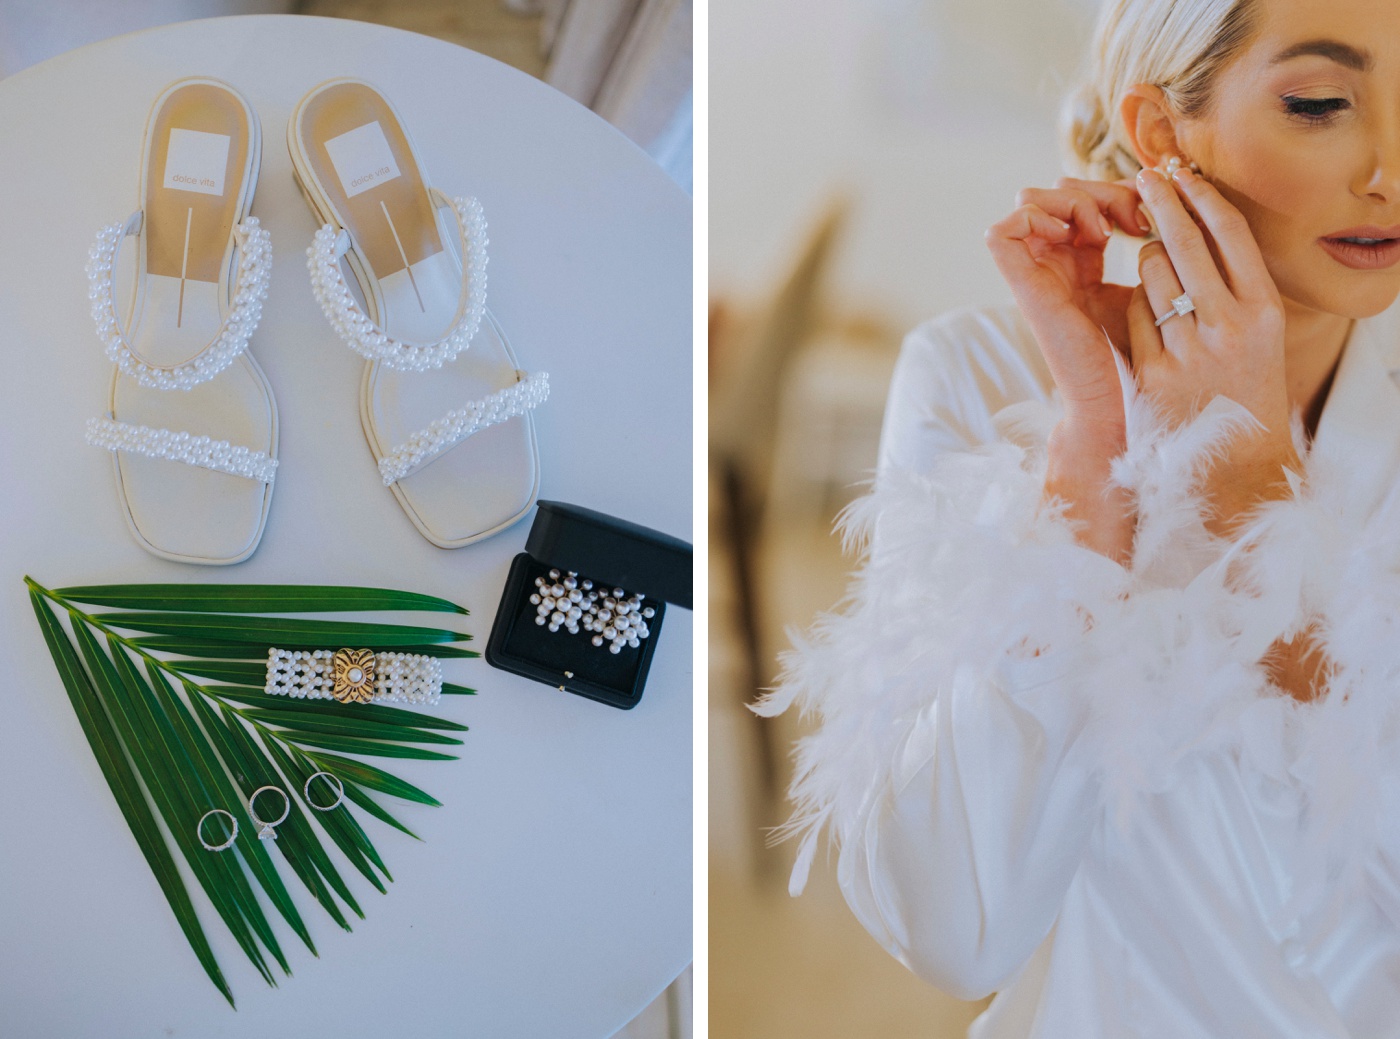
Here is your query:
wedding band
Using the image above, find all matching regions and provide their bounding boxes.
[197,809,238,852]
[303,771,345,812]
[249,785,290,841]
[1155,292,1196,326]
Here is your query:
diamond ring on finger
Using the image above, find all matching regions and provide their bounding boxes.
[1155,293,1196,327]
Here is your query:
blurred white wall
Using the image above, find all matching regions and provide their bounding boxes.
[711,0,1106,330]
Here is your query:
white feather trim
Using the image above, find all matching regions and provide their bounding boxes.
[761,357,1400,933]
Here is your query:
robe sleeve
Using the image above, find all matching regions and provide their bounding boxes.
[754,309,1283,999]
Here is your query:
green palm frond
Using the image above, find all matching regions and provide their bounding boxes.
[25,577,473,1008]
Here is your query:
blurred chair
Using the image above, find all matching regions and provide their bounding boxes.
[711,201,849,506]
[767,329,899,527]
[709,201,848,876]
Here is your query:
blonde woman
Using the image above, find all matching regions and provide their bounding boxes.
[759,0,1400,1033]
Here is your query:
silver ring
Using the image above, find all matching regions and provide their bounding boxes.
[198,809,238,852]
[303,771,345,812]
[1155,292,1196,326]
[249,785,290,840]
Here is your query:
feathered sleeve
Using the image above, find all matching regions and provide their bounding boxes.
[754,311,1300,999]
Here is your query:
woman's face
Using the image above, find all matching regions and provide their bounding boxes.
[1178,0,1400,319]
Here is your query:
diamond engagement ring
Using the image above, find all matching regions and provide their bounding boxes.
[1155,293,1196,326]
[249,786,290,841]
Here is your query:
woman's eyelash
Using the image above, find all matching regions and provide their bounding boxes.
[1282,96,1350,121]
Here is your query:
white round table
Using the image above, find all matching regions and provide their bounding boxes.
[0,15,691,1038]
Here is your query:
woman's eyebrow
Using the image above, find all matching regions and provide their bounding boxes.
[1270,39,1372,72]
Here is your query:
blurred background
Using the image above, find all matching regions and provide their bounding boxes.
[709,0,1113,1035]
[0,1,690,1036]
[0,0,691,192]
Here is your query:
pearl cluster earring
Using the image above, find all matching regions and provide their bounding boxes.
[1154,155,1200,177]
[530,569,656,654]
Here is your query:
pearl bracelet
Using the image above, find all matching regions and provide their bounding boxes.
[265,647,442,705]
[530,569,655,655]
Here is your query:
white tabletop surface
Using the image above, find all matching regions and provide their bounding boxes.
[0,15,691,1038]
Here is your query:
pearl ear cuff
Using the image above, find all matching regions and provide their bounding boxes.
[529,568,655,654]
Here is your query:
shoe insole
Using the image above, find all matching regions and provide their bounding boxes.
[297,82,459,346]
[132,82,250,368]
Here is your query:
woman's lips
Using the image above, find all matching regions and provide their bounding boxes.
[1319,226,1400,269]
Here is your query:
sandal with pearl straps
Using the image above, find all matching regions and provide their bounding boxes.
[289,78,547,549]
[85,77,277,565]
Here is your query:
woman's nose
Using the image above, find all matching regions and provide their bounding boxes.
[1356,122,1400,202]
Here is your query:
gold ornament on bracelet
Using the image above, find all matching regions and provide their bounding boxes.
[331,647,376,703]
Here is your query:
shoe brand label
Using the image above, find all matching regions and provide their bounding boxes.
[324,121,402,198]
[163,128,231,196]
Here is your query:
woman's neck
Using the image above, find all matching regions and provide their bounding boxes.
[1282,300,1353,441]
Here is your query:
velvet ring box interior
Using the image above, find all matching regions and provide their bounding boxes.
[486,500,693,709]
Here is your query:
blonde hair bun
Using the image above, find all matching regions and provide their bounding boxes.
[1062,0,1255,181]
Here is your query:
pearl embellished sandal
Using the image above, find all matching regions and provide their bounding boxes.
[289,78,547,549]
[84,78,277,565]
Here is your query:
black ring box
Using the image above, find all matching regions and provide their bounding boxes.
[485,501,693,709]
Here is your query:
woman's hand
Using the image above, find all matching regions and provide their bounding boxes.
[986,178,1150,438]
[986,179,1152,562]
[1127,167,1301,536]
[1129,169,1322,695]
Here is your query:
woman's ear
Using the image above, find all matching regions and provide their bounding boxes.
[1120,85,1182,171]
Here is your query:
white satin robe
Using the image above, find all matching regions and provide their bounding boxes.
[758,301,1400,1037]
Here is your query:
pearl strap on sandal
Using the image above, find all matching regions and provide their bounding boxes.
[86,212,272,391]
[306,190,488,372]
[376,370,550,485]
[84,416,278,483]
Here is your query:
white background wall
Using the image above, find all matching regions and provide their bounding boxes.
[711,0,1108,330]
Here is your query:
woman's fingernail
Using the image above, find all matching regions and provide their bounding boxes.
[1099,214,1114,237]
[1136,206,1152,232]
[1172,166,1196,185]
[1137,167,1163,188]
